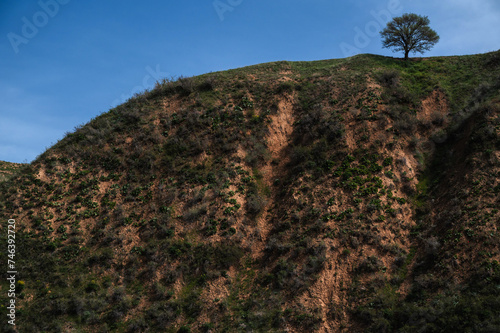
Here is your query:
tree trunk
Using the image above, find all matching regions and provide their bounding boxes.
[404,49,410,61]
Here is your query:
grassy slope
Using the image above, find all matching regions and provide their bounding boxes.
[0,51,499,332]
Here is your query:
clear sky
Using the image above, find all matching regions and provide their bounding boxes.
[1,0,499,163]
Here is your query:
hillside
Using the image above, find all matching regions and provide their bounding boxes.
[0,161,24,183]
[1,51,500,332]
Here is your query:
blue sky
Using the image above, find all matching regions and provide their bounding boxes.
[1,0,499,163]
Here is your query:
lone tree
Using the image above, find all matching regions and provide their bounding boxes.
[380,13,439,61]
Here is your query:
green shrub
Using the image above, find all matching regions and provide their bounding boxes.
[376,69,400,88]
[178,326,191,333]
[183,204,207,222]
[357,256,383,273]
[246,194,266,216]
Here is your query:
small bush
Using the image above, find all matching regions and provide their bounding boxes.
[178,326,191,333]
[200,323,214,332]
[127,317,148,332]
[423,236,440,255]
[246,194,266,216]
[276,81,295,94]
[357,256,383,273]
[431,128,448,143]
[376,69,400,88]
[177,76,195,95]
[303,255,326,275]
[197,75,218,91]
[394,114,418,135]
[183,204,207,222]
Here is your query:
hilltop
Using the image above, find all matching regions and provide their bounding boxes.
[1,51,499,332]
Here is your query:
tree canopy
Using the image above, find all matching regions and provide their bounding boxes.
[380,13,439,60]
